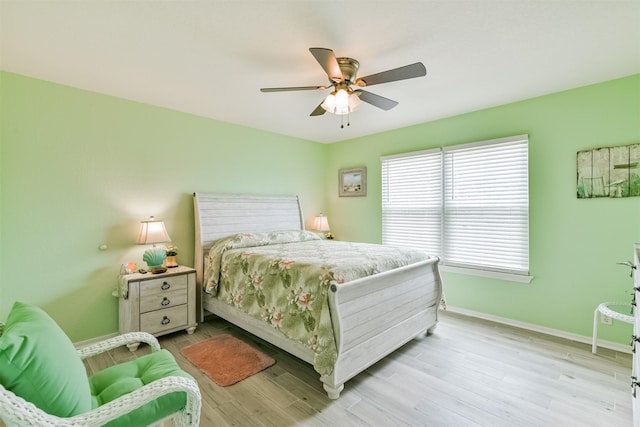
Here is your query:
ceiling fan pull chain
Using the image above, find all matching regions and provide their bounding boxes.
[340,112,352,129]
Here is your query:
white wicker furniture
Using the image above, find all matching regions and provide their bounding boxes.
[0,332,201,427]
[592,302,634,353]
[193,192,443,399]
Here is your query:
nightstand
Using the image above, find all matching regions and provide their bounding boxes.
[118,265,197,351]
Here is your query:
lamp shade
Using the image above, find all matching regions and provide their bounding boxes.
[321,89,362,115]
[312,214,331,232]
[136,216,171,245]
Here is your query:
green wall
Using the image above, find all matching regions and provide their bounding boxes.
[326,74,640,345]
[2,71,639,347]
[0,71,326,341]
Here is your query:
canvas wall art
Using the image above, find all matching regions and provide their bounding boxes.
[577,143,640,198]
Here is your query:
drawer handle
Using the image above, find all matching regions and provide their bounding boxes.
[632,335,640,353]
[161,281,171,290]
[161,297,170,306]
[161,316,171,325]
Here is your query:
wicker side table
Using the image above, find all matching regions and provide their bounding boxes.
[592,302,634,353]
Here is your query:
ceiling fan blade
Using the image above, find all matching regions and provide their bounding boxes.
[309,47,343,83]
[354,90,399,111]
[356,62,426,87]
[260,85,327,92]
[310,103,326,116]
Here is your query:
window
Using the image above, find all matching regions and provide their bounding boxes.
[382,135,529,278]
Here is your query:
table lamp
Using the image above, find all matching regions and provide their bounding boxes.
[312,213,333,239]
[137,216,171,273]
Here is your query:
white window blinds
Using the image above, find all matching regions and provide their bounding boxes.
[382,148,442,255]
[381,135,529,276]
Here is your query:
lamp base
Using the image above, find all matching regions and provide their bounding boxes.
[143,247,168,274]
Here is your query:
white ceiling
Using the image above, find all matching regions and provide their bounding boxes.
[2,1,639,144]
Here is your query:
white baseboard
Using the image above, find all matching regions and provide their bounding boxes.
[445,305,632,355]
[73,332,119,349]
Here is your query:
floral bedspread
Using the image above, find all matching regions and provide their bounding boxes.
[204,230,429,375]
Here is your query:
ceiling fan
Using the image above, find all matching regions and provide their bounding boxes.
[260,47,427,122]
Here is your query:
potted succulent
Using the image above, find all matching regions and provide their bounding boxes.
[165,245,179,268]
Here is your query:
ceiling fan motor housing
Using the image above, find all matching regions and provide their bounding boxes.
[336,57,359,84]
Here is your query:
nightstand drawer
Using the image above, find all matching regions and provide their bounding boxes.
[139,288,188,313]
[140,275,188,298]
[140,305,188,335]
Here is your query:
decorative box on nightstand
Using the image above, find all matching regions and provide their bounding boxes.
[118,265,197,350]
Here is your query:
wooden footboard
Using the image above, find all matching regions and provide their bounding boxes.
[321,257,442,398]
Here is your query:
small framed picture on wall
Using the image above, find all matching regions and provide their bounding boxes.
[339,167,367,197]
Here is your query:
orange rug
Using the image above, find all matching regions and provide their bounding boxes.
[181,334,275,386]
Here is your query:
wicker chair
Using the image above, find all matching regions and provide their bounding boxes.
[0,303,201,427]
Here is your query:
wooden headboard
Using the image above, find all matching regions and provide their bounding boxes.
[192,192,304,286]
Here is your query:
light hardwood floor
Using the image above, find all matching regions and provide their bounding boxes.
[84,311,633,426]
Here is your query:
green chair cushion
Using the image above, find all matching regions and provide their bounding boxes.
[0,301,92,417]
[90,349,193,427]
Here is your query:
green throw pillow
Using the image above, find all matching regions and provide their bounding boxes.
[0,301,92,417]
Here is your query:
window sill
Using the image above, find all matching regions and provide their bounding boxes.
[439,264,534,283]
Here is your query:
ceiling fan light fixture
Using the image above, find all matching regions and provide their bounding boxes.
[321,88,362,115]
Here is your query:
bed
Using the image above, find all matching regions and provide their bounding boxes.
[193,192,443,399]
